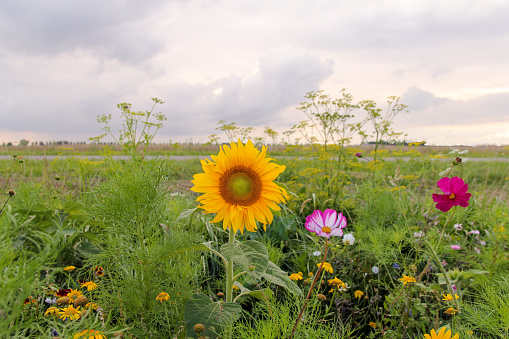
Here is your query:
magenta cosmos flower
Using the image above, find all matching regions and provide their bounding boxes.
[432,177,471,212]
[305,209,347,239]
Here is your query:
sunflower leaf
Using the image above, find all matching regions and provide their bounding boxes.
[184,293,241,339]
[261,261,303,296]
[220,240,269,278]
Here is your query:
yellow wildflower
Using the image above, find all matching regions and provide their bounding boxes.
[399,275,416,285]
[289,273,303,281]
[156,292,170,302]
[354,290,364,299]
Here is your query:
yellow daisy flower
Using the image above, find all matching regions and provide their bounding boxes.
[442,293,459,301]
[85,302,99,310]
[58,304,81,321]
[191,140,289,234]
[328,277,346,288]
[318,262,333,274]
[63,266,76,272]
[289,273,303,281]
[232,285,240,290]
[354,290,364,299]
[444,307,458,315]
[399,275,416,285]
[156,292,170,302]
[44,307,59,316]
[424,328,459,339]
[67,289,83,303]
[369,322,376,329]
[73,329,106,339]
[81,281,99,291]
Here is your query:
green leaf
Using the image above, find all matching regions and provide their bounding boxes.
[177,207,199,221]
[220,240,269,279]
[235,288,273,303]
[261,261,303,296]
[184,293,241,339]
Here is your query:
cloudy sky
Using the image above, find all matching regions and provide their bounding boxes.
[1,0,508,146]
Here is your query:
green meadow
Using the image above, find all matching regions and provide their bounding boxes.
[1,95,508,338]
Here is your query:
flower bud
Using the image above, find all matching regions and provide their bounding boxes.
[248,265,255,271]
[193,323,205,334]
[54,175,61,181]
[12,154,18,159]
[317,294,326,301]
[216,292,224,298]
[453,157,462,165]
[355,152,363,158]
[8,189,15,197]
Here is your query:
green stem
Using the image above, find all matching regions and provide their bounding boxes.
[424,240,460,312]
[289,239,329,339]
[225,228,236,304]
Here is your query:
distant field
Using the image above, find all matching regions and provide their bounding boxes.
[1,143,508,157]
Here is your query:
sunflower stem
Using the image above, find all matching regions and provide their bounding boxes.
[226,228,236,304]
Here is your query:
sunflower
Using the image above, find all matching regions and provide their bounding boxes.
[191,140,288,233]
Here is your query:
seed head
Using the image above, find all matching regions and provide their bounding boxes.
[8,189,15,197]
[216,292,224,298]
[193,323,205,334]
[317,294,326,301]
[56,296,70,306]
[74,296,88,308]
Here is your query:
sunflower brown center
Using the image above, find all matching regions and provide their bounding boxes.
[448,193,456,200]
[322,226,331,233]
[219,166,262,206]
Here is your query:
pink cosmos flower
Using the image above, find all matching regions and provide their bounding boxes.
[451,245,461,250]
[305,209,347,239]
[432,177,471,212]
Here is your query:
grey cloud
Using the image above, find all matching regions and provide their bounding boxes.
[398,88,509,127]
[157,47,334,136]
[0,0,169,63]
[401,86,450,111]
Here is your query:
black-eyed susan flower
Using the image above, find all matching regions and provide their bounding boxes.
[55,288,71,297]
[354,290,364,299]
[442,293,459,301]
[73,329,106,339]
[81,281,99,291]
[156,292,170,302]
[59,304,81,321]
[67,289,83,303]
[74,296,89,308]
[424,327,459,339]
[399,275,416,285]
[94,266,104,277]
[289,273,303,281]
[318,262,333,274]
[44,307,59,316]
[63,266,76,272]
[191,140,289,234]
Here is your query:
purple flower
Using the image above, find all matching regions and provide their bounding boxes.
[355,152,363,158]
[480,240,486,246]
[442,260,447,266]
[454,223,463,231]
[451,284,457,293]
[305,209,347,239]
[432,177,472,212]
[451,245,461,250]
[469,230,480,235]
[392,263,400,269]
